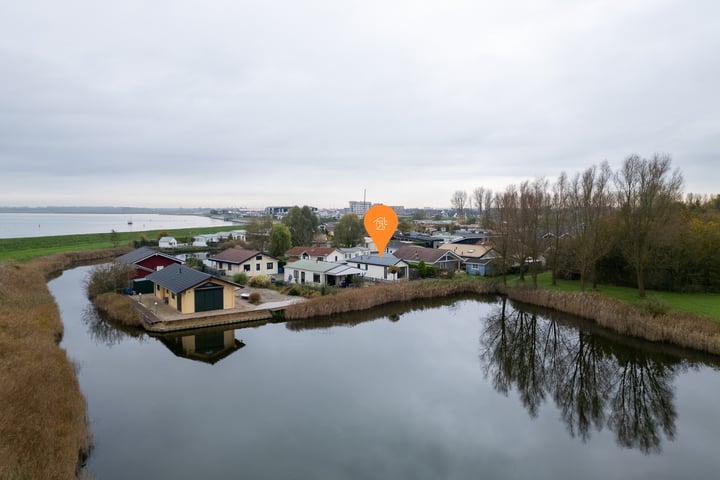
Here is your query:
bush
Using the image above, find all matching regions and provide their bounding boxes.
[642,295,671,317]
[85,262,135,299]
[248,292,261,304]
[232,272,248,285]
[249,275,271,288]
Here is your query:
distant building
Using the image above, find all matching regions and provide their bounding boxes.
[265,206,318,219]
[349,201,371,217]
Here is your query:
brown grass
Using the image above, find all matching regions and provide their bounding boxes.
[284,277,497,320]
[507,285,720,356]
[0,248,126,479]
[93,293,143,327]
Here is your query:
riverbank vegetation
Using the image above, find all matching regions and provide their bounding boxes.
[0,248,125,479]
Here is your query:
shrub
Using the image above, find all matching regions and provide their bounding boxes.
[642,295,671,317]
[249,275,271,288]
[232,272,248,285]
[248,292,261,304]
[85,262,135,299]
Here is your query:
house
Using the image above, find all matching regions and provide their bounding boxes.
[284,260,365,286]
[392,232,445,249]
[346,254,409,281]
[392,245,464,271]
[338,246,371,260]
[438,243,501,276]
[118,247,184,293]
[285,246,345,263]
[209,247,279,278]
[192,233,220,247]
[158,236,178,249]
[145,264,240,313]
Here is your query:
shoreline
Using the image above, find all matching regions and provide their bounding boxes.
[3,249,720,477]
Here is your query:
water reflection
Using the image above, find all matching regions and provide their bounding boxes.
[151,326,246,365]
[479,298,687,454]
[81,305,146,347]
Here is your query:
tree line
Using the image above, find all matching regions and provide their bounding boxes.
[452,154,720,296]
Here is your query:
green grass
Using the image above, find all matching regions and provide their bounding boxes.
[0,226,233,262]
[509,271,720,321]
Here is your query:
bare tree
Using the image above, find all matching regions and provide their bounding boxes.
[472,187,486,217]
[614,154,683,297]
[548,172,569,286]
[451,190,468,220]
[492,186,519,286]
[568,162,613,291]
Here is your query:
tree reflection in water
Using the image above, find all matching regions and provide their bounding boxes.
[81,304,146,347]
[480,297,683,454]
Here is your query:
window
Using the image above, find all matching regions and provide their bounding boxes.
[266,262,273,270]
[256,264,260,271]
[171,292,175,299]
[300,271,305,283]
[313,273,321,283]
[156,285,160,291]
[255,255,262,260]
[244,264,251,272]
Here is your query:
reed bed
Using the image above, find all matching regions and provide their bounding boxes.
[507,286,720,356]
[0,249,124,479]
[284,277,497,320]
[93,292,144,327]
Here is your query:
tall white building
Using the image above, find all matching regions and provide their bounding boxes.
[349,201,371,217]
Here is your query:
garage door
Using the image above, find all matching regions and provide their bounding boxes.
[194,283,224,312]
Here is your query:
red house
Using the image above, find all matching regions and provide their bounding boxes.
[118,247,183,280]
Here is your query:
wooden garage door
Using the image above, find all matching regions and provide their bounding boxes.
[194,283,224,312]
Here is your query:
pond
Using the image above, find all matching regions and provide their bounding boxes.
[51,266,720,479]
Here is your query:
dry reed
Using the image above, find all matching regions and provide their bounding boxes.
[0,248,125,479]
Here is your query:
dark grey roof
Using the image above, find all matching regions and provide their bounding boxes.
[145,264,214,294]
[349,254,406,267]
[118,247,181,265]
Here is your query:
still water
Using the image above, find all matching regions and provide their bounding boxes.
[51,266,720,479]
[0,213,232,238]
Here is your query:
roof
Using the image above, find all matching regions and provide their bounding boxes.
[159,236,176,242]
[145,264,215,294]
[348,254,407,267]
[118,247,181,265]
[438,243,495,259]
[209,247,265,264]
[285,246,340,257]
[338,246,370,254]
[393,245,463,264]
[286,260,365,276]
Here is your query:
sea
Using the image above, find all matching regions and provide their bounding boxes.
[0,213,234,239]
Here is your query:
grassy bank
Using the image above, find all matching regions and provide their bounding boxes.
[0,225,233,262]
[0,248,126,479]
[511,272,720,321]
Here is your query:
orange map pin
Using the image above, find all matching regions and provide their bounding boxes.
[364,204,398,257]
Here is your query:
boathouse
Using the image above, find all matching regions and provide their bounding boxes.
[145,264,240,314]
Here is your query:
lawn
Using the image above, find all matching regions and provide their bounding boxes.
[0,226,233,262]
[509,271,720,321]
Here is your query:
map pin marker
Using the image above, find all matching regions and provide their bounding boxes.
[364,204,398,257]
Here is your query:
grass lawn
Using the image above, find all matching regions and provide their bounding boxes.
[0,226,233,262]
[508,271,720,321]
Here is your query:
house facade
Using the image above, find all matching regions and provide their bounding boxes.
[209,247,279,278]
[392,245,464,271]
[118,247,183,280]
[346,254,409,281]
[285,246,345,263]
[438,243,501,276]
[158,237,178,248]
[284,260,365,286]
[145,264,238,314]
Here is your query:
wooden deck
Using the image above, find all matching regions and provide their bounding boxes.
[131,293,299,333]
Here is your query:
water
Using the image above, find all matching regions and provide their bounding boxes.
[51,266,720,479]
[0,213,232,238]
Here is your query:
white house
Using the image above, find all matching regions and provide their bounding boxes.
[285,246,345,263]
[158,236,178,249]
[208,247,279,278]
[284,260,365,287]
[338,246,371,260]
[346,254,409,281]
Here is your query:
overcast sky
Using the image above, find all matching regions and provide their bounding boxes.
[1,0,718,209]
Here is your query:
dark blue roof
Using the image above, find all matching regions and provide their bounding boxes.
[145,264,214,294]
